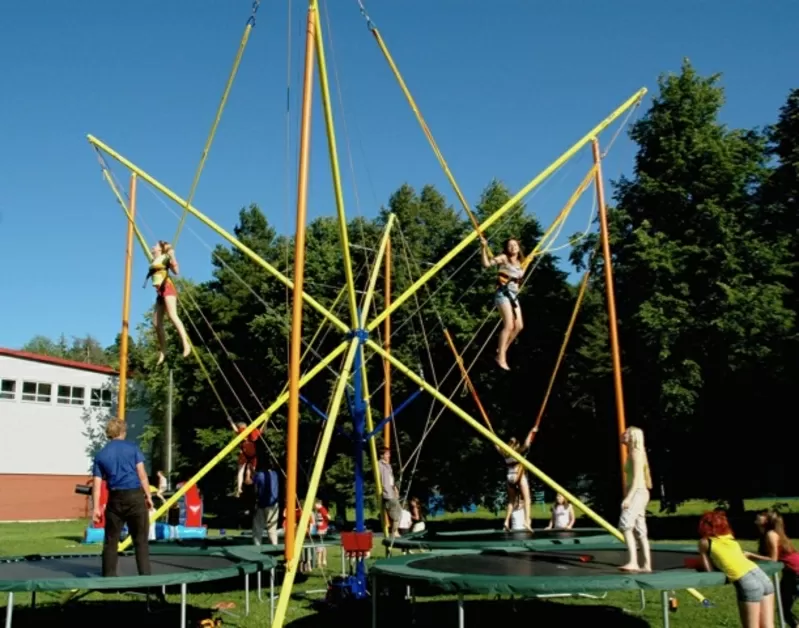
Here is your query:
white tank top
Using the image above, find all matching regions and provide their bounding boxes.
[510,507,526,530]
[552,504,571,529]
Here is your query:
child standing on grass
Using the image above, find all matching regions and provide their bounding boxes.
[698,510,775,628]
[746,510,799,627]
[313,499,330,568]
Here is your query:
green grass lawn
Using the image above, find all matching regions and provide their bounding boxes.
[0,504,793,626]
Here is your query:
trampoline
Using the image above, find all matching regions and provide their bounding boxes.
[370,541,786,627]
[0,546,277,627]
[384,527,615,551]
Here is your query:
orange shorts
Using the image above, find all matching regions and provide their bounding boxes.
[156,280,177,300]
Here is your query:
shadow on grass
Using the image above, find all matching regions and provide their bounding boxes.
[6,598,210,628]
[286,596,651,627]
[56,536,86,546]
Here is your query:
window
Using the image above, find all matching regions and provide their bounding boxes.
[90,388,112,408]
[21,381,52,403]
[0,379,15,400]
[57,385,86,406]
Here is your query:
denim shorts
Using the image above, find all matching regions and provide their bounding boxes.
[734,567,774,603]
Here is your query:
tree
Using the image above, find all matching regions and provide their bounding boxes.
[588,60,793,510]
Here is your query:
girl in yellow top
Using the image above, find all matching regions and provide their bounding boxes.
[147,240,191,365]
[618,426,653,572]
[698,510,775,628]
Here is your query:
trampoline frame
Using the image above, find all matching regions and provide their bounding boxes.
[1,549,277,628]
[369,543,788,628]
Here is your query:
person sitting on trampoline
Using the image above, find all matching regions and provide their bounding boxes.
[618,426,653,572]
[92,418,153,578]
[498,427,537,532]
[746,510,799,627]
[509,494,527,531]
[480,236,525,371]
[698,509,775,628]
[146,240,191,365]
[545,493,576,530]
[233,421,261,497]
[409,496,426,533]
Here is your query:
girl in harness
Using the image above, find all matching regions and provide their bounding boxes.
[480,236,525,370]
[497,427,537,532]
[146,241,191,365]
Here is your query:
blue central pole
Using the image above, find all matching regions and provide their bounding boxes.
[352,311,368,590]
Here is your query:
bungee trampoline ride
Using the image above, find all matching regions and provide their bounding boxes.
[0,546,277,627]
[76,0,789,625]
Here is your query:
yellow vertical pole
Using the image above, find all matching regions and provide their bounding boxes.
[313,6,360,327]
[592,138,628,493]
[383,235,392,449]
[285,2,317,563]
[117,173,137,421]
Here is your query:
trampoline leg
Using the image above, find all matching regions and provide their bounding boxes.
[639,589,646,611]
[30,592,35,610]
[179,583,187,628]
[774,572,786,628]
[270,568,275,625]
[244,574,250,616]
[457,594,465,628]
[371,574,377,628]
[661,590,669,627]
[5,592,13,628]
[257,571,262,602]
[341,549,346,576]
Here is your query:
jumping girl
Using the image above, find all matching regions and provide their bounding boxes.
[480,236,525,371]
[746,510,799,627]
[698,510,775,628]
[498,427,537,532]
[545,493,576,530]
[146,240,191,365]
[618,426,653,572]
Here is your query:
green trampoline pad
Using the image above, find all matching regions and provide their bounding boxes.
[0,547,276,593]
[371,542,784,596]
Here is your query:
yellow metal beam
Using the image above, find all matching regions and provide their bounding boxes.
[117,340,350,552]
[313,6,360,328]
[367,87,647,332]
[86,134,350,335]
[359,213,395,324]
[271,338,360,628]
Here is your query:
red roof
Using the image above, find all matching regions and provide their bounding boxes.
[0,347,118,376]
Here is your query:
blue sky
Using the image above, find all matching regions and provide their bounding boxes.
[1,1,796,351]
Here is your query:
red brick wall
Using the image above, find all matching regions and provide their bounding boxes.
[0,474,90,521]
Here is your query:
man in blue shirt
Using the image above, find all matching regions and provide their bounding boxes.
[92,418,154,577]
[252,457,279,545]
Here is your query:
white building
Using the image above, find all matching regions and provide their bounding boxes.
[0,347,149,521]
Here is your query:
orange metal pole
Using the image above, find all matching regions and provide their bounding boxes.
[383,236,392,449]
[592,138,628,493]
[285,6,316,563]
[117,173,137,422]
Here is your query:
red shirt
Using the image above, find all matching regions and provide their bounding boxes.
[314,506,329,533]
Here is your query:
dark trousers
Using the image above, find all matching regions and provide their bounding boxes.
[102,489,151,577]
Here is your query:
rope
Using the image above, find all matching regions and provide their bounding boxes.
[353,0,488,252]
[528,243,599,445]
[443,329,494,432]
[172,0,261,247]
